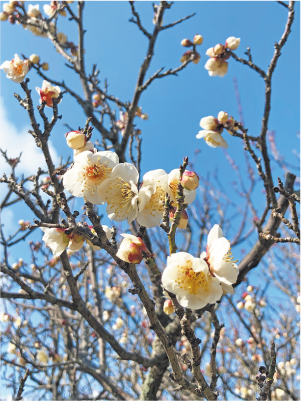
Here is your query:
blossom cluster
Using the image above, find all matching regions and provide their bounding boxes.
[197,111,240,148]
[63,132,199,228]
[205,36,240,77]
[162,225,238,309]
[41,224,113,257]
[180,34,203,65]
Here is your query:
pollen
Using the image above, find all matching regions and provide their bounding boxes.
[106,177,137,218]
[175,260,209,295]
[82,160,112,195]
[144,186,165,213]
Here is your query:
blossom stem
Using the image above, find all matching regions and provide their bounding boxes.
[167,157,189,254]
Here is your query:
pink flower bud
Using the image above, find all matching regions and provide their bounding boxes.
[193,34,203,45]
[180,171,199,191]
[169,207,188,230]
[214,43,225,55]
[180,50,193,63]
[163,299,175,315]
[116,234,148,264]
[181,39,193,47]
[66,130,86,150]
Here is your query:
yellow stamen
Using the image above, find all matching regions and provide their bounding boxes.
[175,260,209,295]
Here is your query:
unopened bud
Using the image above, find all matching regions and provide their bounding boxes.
[29,54,40,64]
[225,36,240,50]
[204,57,220,72]
[58,9,66,16]
[200,116,219,130]
[214,43,225,55]
[218,111,229,124]
[193,34,203,45]
[163,299,175,315]
[116,234,148,264]
[259,300,266,307]
[3,3,15,13]
[0,12,9,21]
[41,62,49,71]
[235,338,243,347]
[206,47,216,57]
[180,50,192,63]
[247,285,253,292]
[180,171,199,190]
[66,130,86,150]
[93,93,102,102]
[236,301,244,310]
[181,39,193,47]
[8,14,15,23]
[169,207,188,230]
[140,113,148,120]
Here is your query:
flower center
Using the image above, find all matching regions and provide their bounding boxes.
[223,247,238,264]
[105,177,137,217]
[144,186,165,215]
[81,159,112,196]
[175,260,209,295]
[12,62,23,76]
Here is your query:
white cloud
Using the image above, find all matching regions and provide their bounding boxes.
[0,96,59,177]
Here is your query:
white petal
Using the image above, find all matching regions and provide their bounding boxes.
[127,205,139,224]
[142,169,167,185]
[136,209,162,228]
[111,163,139,184]
[192,258,209,274]
[168,169,180,186]
[63,167,83,197]
[92,151,119,168]
[83,186,104,205]
[210,237,230,260]
[176,294,207,310]
[207,225,224,248]
[183,188,196,205]
[196,130,208,139]
[138,185,156,212]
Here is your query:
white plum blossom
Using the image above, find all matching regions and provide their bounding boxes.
[63,150,119,204]
[105,286,120,303]
[43,3,56,17]
[41,228,70,257]
[0,54,29,83]
[36,80,61,107]
[112,317,124,331]
[162,252,223,309]
[7,342,17,354]
[37,348,49,364]
[168,169,196,205]
[196,130,228,148]
[41,227,84,256]
[200,225,238,294]
[137,169,169,228]
[97,163,139,223]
